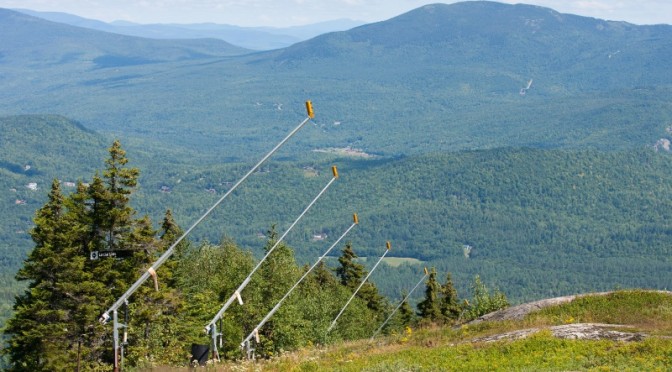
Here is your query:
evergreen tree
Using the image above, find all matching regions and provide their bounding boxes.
[398,293,416,327]
[158,209,187,288]
[383,290,416,336]
[4,141,186,369]
[3,180,108,370]
[417,267,443,323]
[312,260,339,288]
[123,214,185,366]
[103,139,139,251]
[335,242,385,313]
[336,242,365,289]
[440,273,462,323]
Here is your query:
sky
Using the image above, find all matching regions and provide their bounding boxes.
[0,0,670,28]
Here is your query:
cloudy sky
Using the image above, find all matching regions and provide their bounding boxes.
[0,0,670,27]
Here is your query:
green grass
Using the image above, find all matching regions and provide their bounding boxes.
[382,257,424,267]
[356,257,425,267]
[524,290,672,336]
[291,335,672,371]
[197,290,672,371]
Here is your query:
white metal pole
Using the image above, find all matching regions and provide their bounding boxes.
[370,269,428,341]
[327,241,392,333]
[240,215,359,348]
[99,106,315,324]
[206,167,339,357]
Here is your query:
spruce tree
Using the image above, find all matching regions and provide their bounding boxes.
[4,141,186,369]
[158,209,187,288]
[103,139,139,251]
[417,267,443,323]
[398,292,416,327]
[335,242,385,313]
[312,261,339,288]
[440,273,462,323]
[4,180,108,371]
[336,242,365,289]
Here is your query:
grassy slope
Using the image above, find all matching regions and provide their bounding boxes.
[226,290,672,371]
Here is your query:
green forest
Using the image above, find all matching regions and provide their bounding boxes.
[1,141,512,370]
[2,116,671,314]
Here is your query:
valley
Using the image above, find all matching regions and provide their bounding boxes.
[0,1,671,369]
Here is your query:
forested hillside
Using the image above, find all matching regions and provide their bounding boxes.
[1,2,671,368]
[1,3,671,161]
[3,114,670,308]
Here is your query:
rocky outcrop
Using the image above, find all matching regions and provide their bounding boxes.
[467,291,672,324]
[472,323,648,343]
[463,291,672,344]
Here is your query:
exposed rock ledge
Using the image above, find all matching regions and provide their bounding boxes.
[472,323,648,343]
[468,290,672,324]
[461,290,672,343]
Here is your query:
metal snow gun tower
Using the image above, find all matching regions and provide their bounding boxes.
[205,165,340,361]
[370,267,429,341]
[240,213,360,358]
[98,101,316,371]
[327,241,392,333]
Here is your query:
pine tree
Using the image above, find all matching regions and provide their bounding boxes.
[398,292,416,327]
[3,180,108,371]
[440,273,462,323]
[336,242,365,289]
[335,242,385,313]
[417,267,443,323]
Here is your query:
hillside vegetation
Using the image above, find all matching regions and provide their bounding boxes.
[1,3,672,161]
[3,117,671,309]
[1,2,672,366]
[226,290,672,371]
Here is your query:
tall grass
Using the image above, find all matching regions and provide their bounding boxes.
[144,291,672,371]
[524,290,672,335]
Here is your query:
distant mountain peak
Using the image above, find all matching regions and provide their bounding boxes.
[276,0,660,63]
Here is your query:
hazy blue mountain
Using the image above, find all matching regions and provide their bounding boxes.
[14,8,364,50]
[276,2,672,89]
[1,2,671,161]
[0,8,250,68]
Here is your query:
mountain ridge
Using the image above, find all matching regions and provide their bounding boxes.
[13,8,365,50]
[1,2,671,159]
[0,8,250,68]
